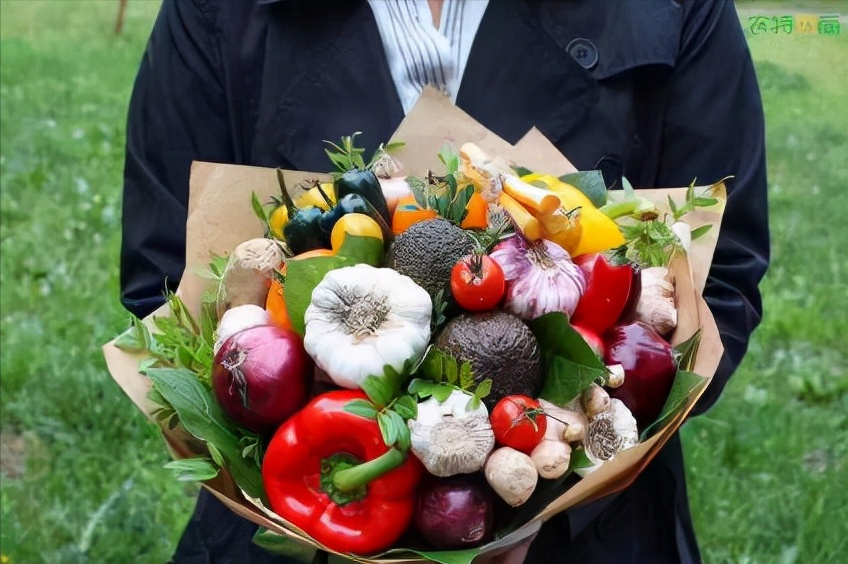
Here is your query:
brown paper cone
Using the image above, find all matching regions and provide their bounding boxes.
[103,87,726,562]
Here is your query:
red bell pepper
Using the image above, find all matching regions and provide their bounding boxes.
[262,390,422,555]
[570,253,638,336]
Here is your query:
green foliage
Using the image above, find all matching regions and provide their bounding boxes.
[407,144,475,224]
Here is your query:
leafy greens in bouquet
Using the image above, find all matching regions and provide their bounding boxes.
[104,90,726,564]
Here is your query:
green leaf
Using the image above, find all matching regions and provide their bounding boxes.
[639,370,707,440]
[674,329,702,372]
[458,361,475,390]
[387,409,409,449]
[377,411,399,446]
[163,458,220,482]
[667,194,678,216]
[540,356,607,405]
[251,191,268,225]
[283,255,348,335]
[112,319,151,353]
[473,378,492,402]
[282,236,383,335]
[689,224,712,241]
[528,313,607,371]
[693,197,718,207]
[393,395,418,420]
[144,367,265,499]
[444,356,459,386]
[621,176,635,199]
[335,233,384,267]
[407,548,480,564]
[568,447,595,470]
[557,170,608,207]
[408,378,454,402]
[360,374,394,409]
[252,528,318,561]
[343,398,379,420]
[512,165,534,177]
[207,442,225,467]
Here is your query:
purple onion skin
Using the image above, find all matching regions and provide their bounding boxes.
[212,325,312,434]
[415,474,495,550]
[604,322,676,428]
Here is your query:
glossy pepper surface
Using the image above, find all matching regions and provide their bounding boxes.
[318,192,392,246]
[262,390,422,555]
[521,173,625,256]
[334,169,392,225]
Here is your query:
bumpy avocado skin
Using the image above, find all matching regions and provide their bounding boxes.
[386,218,474,298]
[435,311,543,409]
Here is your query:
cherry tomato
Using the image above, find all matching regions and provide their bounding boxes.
[489,395,547,454]
[450,254,505,312]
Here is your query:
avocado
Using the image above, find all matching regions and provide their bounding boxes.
[435,311,543,409]
[386,218,474,299]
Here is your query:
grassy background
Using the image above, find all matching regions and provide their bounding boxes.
[1,1,846,563]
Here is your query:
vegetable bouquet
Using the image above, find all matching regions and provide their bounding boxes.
[104,89,726,564]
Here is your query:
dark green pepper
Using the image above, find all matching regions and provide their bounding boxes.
[333,169,391,225]
[318,193,392,247]
[283,206,326,255]
[275,169,330,255]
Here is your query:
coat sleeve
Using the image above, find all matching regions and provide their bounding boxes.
[120,0,234,319]
[655,0,770,414]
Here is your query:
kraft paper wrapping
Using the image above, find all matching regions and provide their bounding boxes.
[103,87,726,562]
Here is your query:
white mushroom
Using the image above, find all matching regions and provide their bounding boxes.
[484,447,538,507]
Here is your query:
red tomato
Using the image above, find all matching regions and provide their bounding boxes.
[489,395,547,454]
[450,254,505,312]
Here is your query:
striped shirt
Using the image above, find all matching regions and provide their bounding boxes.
[368,0,489,114]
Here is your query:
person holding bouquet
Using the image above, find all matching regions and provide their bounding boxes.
[119,1,769,562]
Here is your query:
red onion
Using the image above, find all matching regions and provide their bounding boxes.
[415,474,495,549]
[490,236,586,320]
[212,324,312,434]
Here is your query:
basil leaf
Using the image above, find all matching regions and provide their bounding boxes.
[252,528,318,561]
[164,458,220,482]
[568,447,595,471]
[283,255,349,335]
[674,329,702,373]
[540,356,607,405]
[558,170,608,207]
[640,370,706,441]
[528,313,607,371]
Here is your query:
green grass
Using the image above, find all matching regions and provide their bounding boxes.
[1,2,846,563]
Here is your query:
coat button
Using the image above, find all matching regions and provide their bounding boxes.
[566,38,599,71]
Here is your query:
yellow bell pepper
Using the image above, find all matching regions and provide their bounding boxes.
[520,173,624,256]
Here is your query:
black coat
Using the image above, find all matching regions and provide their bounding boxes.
[120,1,769,562]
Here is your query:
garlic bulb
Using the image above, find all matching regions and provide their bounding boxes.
[490,236,586,321]
[634,266,677,336]
[303,264,432,389]
[577,398,640,476]
[409,389,495,477]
